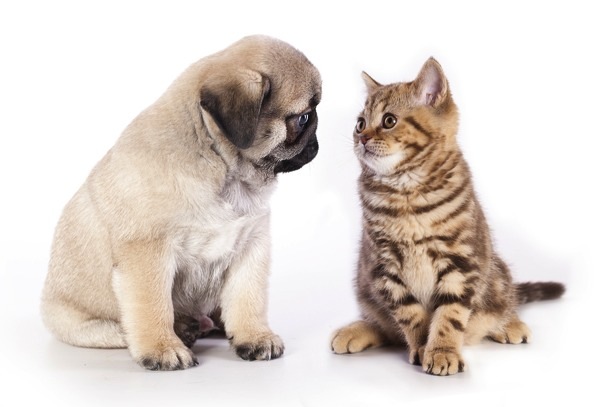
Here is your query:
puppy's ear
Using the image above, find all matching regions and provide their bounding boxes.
[200,70,270,149]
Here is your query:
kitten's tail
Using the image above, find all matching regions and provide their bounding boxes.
[515,282,566,304]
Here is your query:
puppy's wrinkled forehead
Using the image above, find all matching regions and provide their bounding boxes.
[263,48,321,113]
[229,36,322,114]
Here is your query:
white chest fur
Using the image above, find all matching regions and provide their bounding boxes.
[221,176,274,216]
[402,244,436,308]
[393,214,437,309]
[169,176,274,315]
[175,176,273,264]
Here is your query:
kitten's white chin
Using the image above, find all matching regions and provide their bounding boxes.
[359,150,404,175]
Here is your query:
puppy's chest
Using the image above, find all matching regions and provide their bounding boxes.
[170,178,273,314]
[221,177,274,216]
[181,177,273,260]
[171,217,254,312]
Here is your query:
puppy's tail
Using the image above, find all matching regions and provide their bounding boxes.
[515,281,565,304]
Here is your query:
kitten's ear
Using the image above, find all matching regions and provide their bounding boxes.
[413,57,448,108]
[362,71,382,94]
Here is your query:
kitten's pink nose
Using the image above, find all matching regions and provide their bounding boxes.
[359,135,372,145]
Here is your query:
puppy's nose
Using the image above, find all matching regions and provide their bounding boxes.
[359,134,372,145]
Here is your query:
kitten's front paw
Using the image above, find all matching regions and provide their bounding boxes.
[422,347,465,376]
[132,340,198,371]
[230,332,284,361]
[409,346,425,365]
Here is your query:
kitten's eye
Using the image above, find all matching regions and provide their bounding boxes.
[356,118,366,133]
[382,113,397,129]
[298,113,310,127]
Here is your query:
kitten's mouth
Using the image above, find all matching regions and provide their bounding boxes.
[357,147,405,174]
[362,146,390,158]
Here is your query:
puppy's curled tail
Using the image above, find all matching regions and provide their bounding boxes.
[516,282,565,304]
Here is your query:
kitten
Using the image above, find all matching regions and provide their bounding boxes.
[331,58,565,376]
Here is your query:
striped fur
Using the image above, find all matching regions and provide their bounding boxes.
[331,58,565,376]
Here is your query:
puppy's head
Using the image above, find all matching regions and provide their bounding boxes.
[199,35,322,174]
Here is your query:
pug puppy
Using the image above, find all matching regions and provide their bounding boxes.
[41,35,321,371]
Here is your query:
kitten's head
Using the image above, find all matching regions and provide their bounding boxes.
[354,57,459,176]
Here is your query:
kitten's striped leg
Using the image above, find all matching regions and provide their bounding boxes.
[424,303,470,375]
[372,266,429,364]
[423,256,477,375]
[391,303,429,365]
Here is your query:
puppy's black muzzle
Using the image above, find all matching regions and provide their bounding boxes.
[274,134,318,174]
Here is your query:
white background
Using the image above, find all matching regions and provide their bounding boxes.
[1,1,598,406]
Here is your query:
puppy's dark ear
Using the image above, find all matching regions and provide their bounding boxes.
[200,70,270,149]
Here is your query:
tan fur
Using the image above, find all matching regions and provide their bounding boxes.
[41,35,322,370]
[331,320,387,354]
[331,57,564,376]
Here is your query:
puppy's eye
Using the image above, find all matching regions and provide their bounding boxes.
[298,113,310,127]
[286,111,313,144]
[382,113,397,129]
[356,118,366,133]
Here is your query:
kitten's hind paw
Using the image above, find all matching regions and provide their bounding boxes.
[331,320,386,354]
[489,319,531,344]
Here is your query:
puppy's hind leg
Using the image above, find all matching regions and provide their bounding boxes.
[41,300,127,348]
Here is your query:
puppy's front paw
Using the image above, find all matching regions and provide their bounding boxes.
[230,332,284,361]
[422,347,465,376]
[133,340,198,371]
